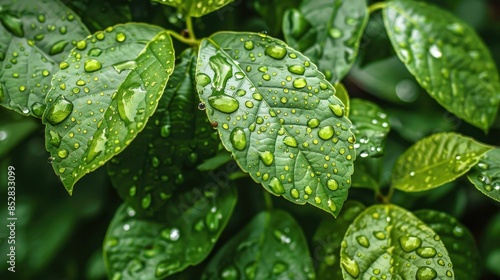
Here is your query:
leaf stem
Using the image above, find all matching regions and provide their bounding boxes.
[368,1,388,14]
[263,190,274,211]
[166,30,201,47]
[185,15,196,40]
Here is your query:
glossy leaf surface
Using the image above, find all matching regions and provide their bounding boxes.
[341,204,454,280]
[392,132,492,192]
[467,148,500,202]
[202,210,315,280]
[383,0,500,131]
[0,0,89,117]
[196,32,355,216]
[43,24,175,193]
[283,0,369,83]
[104,184,237,280]
[151,0,234,17]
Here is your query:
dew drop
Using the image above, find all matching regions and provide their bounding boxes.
[205,209,222,232]
[31,102,46,117]
[57,149,68,159]
[113,60,137,74]
[141,194,151,209]
[429,45,442,58]
[244,40,254,50]
[328,199,337,212]
[356,235,370,248]
[45,95,74,125]
[47,156,55,164]
[116,32,126,42]
[198,102,206,110]
[265,45,287,60]
[160,125,171,138]
[452,225,464,238]
[373,231,386,240]
[283,136,298,147]
[209,53,233,93]
[272,261,288,275]
[269,177,285,195]
[49,40,69,55]
[307,118,320,128]
[88,47,103,57]
[220,266,239,280]
[399,236,422,252]
[416,247,437,258]
[48,130,61,147]
[318,126,334,140]
[288,65,305,75]
[117,83,146,124]
[292,78,307,89]
[230,127,247,151]
[85,128,107,163]
[0,13,24,37]
[155,261,181,278]
[259,151,274,166]
[237,89,246,96]
[196,73,211,87]
[341,257,360,278]
[84,59,102,72]
[329,28,343,38]
[244,262,257,279]
[329,104,344,117]
[327,179,338,191]
[416,267,437,280]
[208,95,240,113]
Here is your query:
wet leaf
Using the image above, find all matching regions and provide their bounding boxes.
[283,0,368,83]
[103,184,237,280]
[341,204,455,280]
[383,0,500,132]
[392,132,492,192]
[196,32,356,217]
[202,210,315,280]
[415,209,480,280]
[107,49,219,215]
[467,148,500,202]
[349,98,390,158]
[313,201,365,279]
[43,23,175,194]
[0,0,89,117]
[151,0,234,18]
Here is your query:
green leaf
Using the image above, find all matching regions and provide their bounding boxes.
[103,184,237,280]
[43,23,175,193]
[313,201,365,279]
[151,0,234,18]
[202,210,316,280]
[350,98,390,158]
[351,156,382,189]
[392,132,493,192]
[334,82,350,117]
[197,151,232,172]
[107,48,219,215]
[253,0,301,35]
[282,0,369,83]
[196,32,356,216]
[0,0,89,117]
[383,0,500,132]
[466,148,500,202]
[341,204,455,280]
[415,209,481,280]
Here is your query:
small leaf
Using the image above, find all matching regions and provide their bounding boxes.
[415,209,480,280]
[392,132,493,192]
[196,32,356,216]
[467,148,500,202]
[0,0,89,117]
[383,0,500,132]
[283,0,369,83]
[103,184,237,280]
[43,23,175,193]
[202,210,316,280]
[151,0,234,18]
[350,98,390,158]
[107,48,219,215]
[313,201,365,279]
[341,204,455,280]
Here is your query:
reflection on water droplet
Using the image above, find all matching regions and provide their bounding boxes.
[198,102,206,110]
[329,28,342,38]
[0,13,24,37]
[259,151,274,166]
[220,266,239,279]
[230,127,247,151]
[265,45,287,60]
[196,73,211,87]
[429,45,442,58]
[31,102,46,117]
[85,128,107,163]
[49,40,69,55]
[45,95,74,125]
[327,179,338,191]
[416,267,437,280]
[283,136,298,147]
[329,104,344,117]
[288,65,305,75]
[47,156,55,164]
[399,236,422,252]
[208,95,239,114]
[356,235,370,248]
[209,53,233,93]
[117,83,146,124]
[113,60,137,74]
[269,177,285,195]
[318,126,334,140]
[416,247,437,258]
[341,257,360,278]
[48,130,61,147]
[307,118,320,128]
[116,32,126,42]
[244,40,254,50]
[292,78,307,89]
[84,59,102,72]
[57,149,68,159]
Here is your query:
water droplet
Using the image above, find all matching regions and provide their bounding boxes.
[85,128,107,163]
[116,32,126,42]
[283,136,297,147]
[196,73,211,87]
[88,47,103,57]
[341,257,360,278]
[259,151,274,166]
[273,229,291,244]
[48,130,61,147]
[360,150,369,158]
[269,177,285,195]
[416,267,437,280]
[45,95,74,125]
[117,83,146,124]
[265,45,287,60]
[329,104,344,117]
[0,13,24,37]
[356,235,370,248]
[307,118,320,128]
[429,45,442,58]
[244,40,254,50]
[209,53,233,93]
[206,209,221,232]
[329,28,342,38]
[318,126,334,140]
[244,262,257,279]
[327,179,338,191]
[292,78,307,89]
[288,65,305,75]
[208,95,240,113]
[113,60,137,74]
[155,261,180,278]
[399,236,422,252]
[416,247,437,258]
[84,59,102,72]
[49,40,69,55]
[31,102,46,117]
[198,102,206,110]
[161,227,180,241]
[57,148,68,159]
[160,125,171,138]
[47,156,55,164]
[373,231,386,240]
[452,225,464,238]
[220,266,239,280]
[230,127,247,151]
[272,261,288,274]
[328,199,337,212]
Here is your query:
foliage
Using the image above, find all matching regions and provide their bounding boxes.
[0,0,499,279]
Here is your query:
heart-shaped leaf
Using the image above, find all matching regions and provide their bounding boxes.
[43,23,175,193]
[107,48,219,215]
[196,32,356,216]
[202,210,316,280]
[151,0,234,18]
[383,0,500,132]
[415,209,480,280]
[467,148,500,202]
[341,204,455,280]
[283,0,369,83]
[392,132,493,192]
[103,183,237,280]
[0,0,89,117]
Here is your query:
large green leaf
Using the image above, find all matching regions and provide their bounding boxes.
[341,204,455,280]
[383,0,500,132]
[107,48,219,215]
[392,132,493,192]
[103,184,237,280]
[282,0,369,83]
[196,32,355,216]
[313,201,365,279]
[0,0,89,117]
[43,23,175,193]
[467,148,500,202]
[415,209,481,280]
[151,0,234,18]
[202,210,316,280]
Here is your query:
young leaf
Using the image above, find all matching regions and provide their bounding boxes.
[383,0,500,132]
[392,132,493,192]
[107,48,219,215]
[103,184,237,280]
[202,210,315,280]
[341,204,455,280]
[313,201,365,279]
[43,23,175,193]
[349,98,390,158]
[0,0,89,117]
[196,32,356,216]
[150,0,234,17]
[282,0,369,83]
[415,209,480,280]
[466,148,500,202]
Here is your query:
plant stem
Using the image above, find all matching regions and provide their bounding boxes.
[185,15,196,40]
[368,1,388,14]
[263,190,274,211]
[166,30,200,47]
